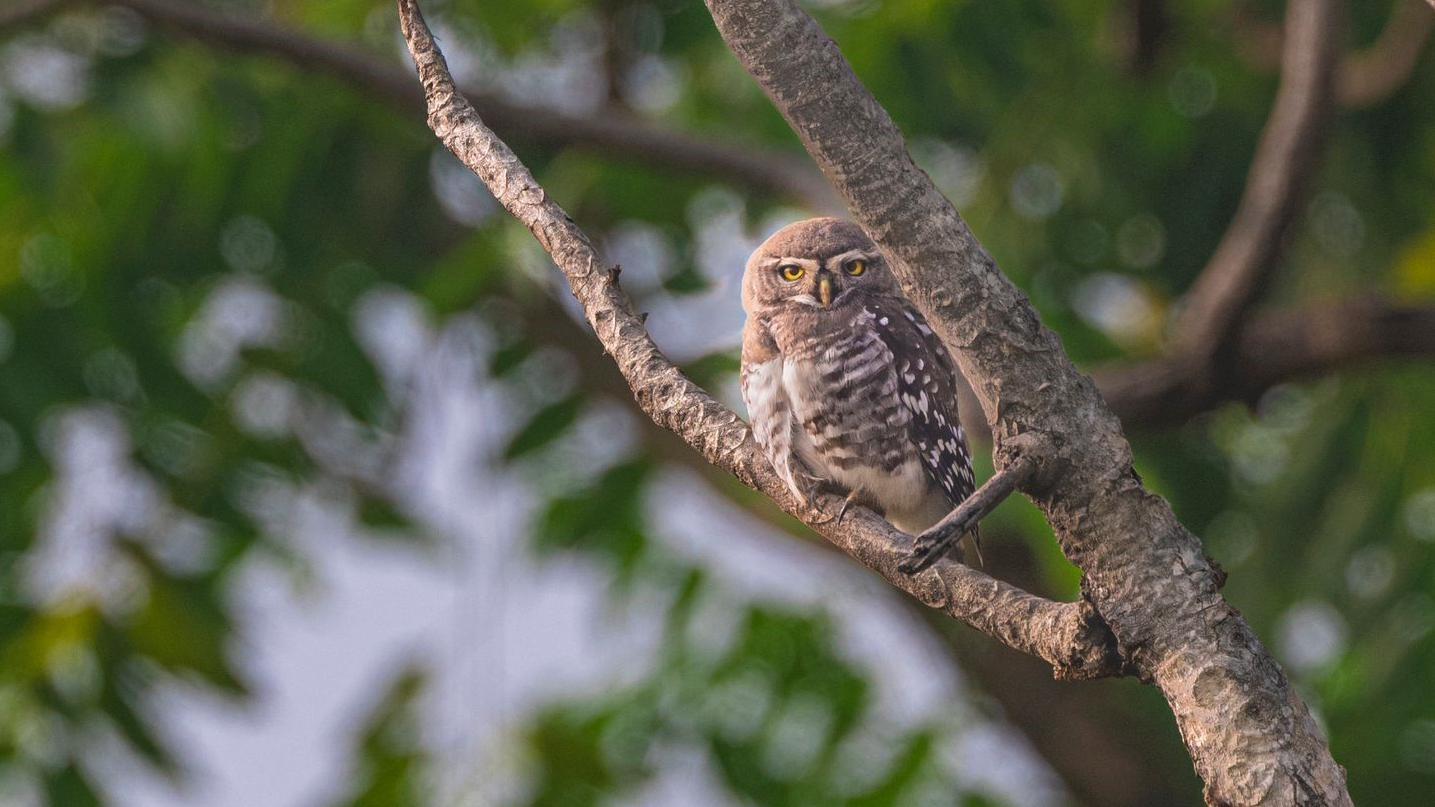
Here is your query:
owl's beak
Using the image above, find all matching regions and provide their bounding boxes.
[817,274,834,308]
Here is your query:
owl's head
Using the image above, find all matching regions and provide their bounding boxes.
[741,218,897,316]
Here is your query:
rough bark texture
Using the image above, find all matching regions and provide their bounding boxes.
[396,0,1120,682]
[701,0,1351,803]
[921,539,1203,807]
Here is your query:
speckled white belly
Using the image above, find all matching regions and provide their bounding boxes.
[782,356,947,533]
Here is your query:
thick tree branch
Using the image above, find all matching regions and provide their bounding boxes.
[1173,0,1342,361]
[701,0,1350,803]
[0,0,837,210]
[395,0,1120,682]
[920,539,1200,807]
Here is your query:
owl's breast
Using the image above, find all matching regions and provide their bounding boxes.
[779,326,934,516]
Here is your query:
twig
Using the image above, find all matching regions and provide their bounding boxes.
[395,0,1120,681]
[901,451,1039,574]
[1122,0,1170,75]
[1172,0,1343,360]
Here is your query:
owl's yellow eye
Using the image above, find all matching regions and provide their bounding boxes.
[779,265,804,282]
[845,259,867,277]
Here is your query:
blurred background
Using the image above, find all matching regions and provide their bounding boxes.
[0,0,1433,804]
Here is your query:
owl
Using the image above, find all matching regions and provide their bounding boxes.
[739,218,979,561]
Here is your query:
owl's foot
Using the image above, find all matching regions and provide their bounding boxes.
[800,478,850,525]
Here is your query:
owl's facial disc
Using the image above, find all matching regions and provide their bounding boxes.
[742,219,893,318]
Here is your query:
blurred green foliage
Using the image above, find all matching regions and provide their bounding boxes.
[0,0,1432,804]
[333,666,432,807]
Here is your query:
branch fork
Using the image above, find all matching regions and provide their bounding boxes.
[394,0,1121,684]
[396,0,1361,798]
[901,440,1045,574]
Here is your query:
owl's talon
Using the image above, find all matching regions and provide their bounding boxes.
[835,488,862,525]
[799,481,857,526]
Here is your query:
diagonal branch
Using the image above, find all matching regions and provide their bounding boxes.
[0,0,837,210]
[395,0,1120,682]
[901,449,1039,574]
[1172,0,1343,361]
[700,0,1350,803]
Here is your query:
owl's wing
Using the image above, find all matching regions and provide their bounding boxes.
[870,301,976,508]
[740,324,811,506]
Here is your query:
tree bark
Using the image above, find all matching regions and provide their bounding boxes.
[396,0,1121,683]
[700,0,1351,803]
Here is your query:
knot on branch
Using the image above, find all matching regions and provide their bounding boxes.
[995,430,1060,496]
[1053,599,1127,682]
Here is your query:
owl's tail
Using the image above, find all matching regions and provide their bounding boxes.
[963,527,984,569]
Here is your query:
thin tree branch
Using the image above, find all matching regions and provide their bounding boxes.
[700,0,1350,802]
[1121,0,1170,75]
[0,0,75,32]
[1337,0,1434,108]
[901,450,1039,574]
[1237,0,1433,109]
[1172,0,1343,361]
[0,0,838,211]
[395,0,1120,682]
